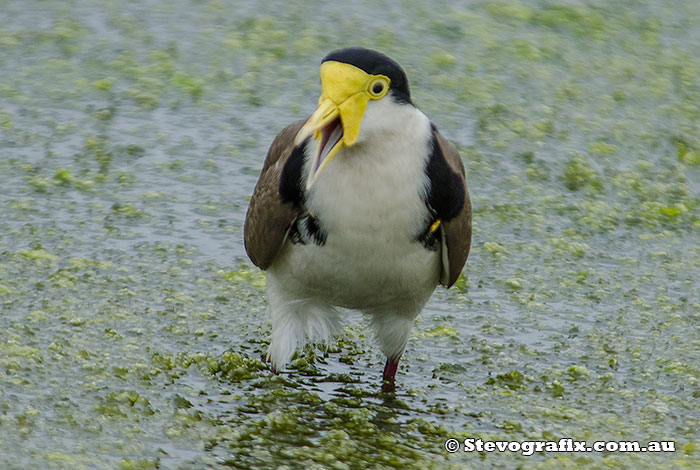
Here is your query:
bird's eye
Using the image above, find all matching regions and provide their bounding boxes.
[368,77,390,99]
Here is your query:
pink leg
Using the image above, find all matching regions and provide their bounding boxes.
[382,357,400,381]
[382,357,400,392]
[270,365,279,375]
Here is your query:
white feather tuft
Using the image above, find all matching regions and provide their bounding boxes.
[367,309,420,360]
[266,273,341,370]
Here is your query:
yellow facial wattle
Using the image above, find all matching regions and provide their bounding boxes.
[294,61,390,189]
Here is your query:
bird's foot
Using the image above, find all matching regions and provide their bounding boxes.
[270,365,279,375]
[381,378,396,393]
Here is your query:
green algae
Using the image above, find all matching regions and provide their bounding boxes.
[1,0,700,469]
[562,155,603,192]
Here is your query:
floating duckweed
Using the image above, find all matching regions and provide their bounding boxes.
[431,51,457,69]
[2,1,699,469]
[677,140,700,164]
[532,4,606,37]
[500,420,523,432]
[422,326,460,338]
[484,2,535,22]
[119,458,159,470]
[111,202,148,218]
[95,390,155,418]
[562,155,603,191]
[684,441,697,456]
[92,77,115,91]
[567,365,591,381]
[549,381,566,398]
[18,248,57,262]
[207,350,267,382]
[483,241,509,255]
[588,142,618,156]
[487,370,525,390]
[505,278,523,290]
[172,72,205,99]
[53,168,73,185]
[219,265,266,288]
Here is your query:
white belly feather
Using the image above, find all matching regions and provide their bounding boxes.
[265,101,439,368]
[269,106,439,310]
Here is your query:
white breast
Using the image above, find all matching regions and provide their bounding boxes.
[269,100,440,312]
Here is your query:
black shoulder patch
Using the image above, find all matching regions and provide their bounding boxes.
[279,139,307,207]
[424,126,465,222]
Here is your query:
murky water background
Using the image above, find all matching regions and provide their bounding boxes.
[1,0,699,468]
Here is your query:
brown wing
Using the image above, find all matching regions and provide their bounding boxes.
[244,120,305,270]
[434,130,472,287]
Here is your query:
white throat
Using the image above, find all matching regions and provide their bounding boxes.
[304,99,433,238]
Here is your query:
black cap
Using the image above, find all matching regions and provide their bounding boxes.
[322,47,412,105]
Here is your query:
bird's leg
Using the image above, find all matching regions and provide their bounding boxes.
[383,356,401,381]
[270,365,279,375]
[382,357,400,380]
[381,357,400,392]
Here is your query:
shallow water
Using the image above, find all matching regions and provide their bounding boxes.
[1,0,699,468]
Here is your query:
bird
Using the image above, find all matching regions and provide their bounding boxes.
[244,47,471,385]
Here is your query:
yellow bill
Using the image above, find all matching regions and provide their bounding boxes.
[294,61,390,190]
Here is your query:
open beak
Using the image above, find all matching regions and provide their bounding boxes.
[294,61,389,190]
[294,98,345,190]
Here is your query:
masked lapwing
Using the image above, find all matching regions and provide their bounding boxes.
[244,47,471,385]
